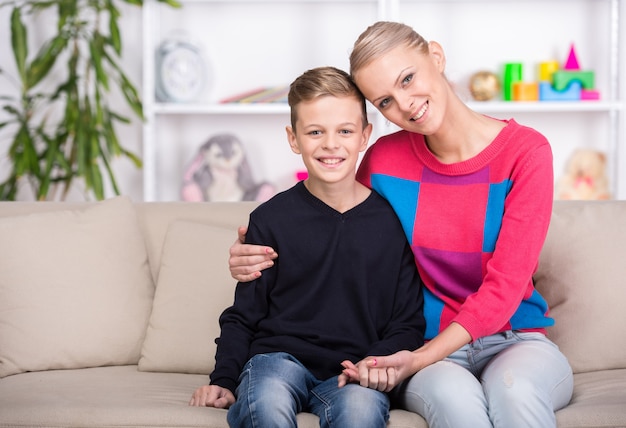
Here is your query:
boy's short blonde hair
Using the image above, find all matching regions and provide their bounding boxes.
[287,66,368,132]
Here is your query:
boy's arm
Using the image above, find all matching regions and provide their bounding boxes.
[367,241,425,356]
[210,219,275,394]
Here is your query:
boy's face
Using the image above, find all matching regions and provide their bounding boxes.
[286,95,372,187]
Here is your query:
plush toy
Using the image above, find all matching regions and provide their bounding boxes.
[555,148,611,200]
[181,133,275,202]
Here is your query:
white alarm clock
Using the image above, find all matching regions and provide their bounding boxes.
[155,35,209,103]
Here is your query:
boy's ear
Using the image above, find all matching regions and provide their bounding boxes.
[286,126,301,154]
[360,123,373,152]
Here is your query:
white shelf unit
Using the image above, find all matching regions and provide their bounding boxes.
[142,0,384,201]
[142,0,624,201]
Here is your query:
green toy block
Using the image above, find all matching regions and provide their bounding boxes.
[552,70,595,91]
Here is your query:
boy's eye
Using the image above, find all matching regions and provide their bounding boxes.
[308,130,322,136]
[339,129,353,135]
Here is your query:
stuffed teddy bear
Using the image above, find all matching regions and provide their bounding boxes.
[555,148,611,200]
[181,133,275,202]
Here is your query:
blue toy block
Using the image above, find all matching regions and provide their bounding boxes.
[539,80,582,101]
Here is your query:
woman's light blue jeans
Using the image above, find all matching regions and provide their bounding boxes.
[227,352,390,428]
[391,331,574,428]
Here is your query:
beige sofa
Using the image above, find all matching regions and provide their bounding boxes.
[0,196,624,428]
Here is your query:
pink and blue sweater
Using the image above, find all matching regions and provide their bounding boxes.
[356,119,554,341]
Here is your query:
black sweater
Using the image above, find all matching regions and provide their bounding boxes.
[210,181,425,394]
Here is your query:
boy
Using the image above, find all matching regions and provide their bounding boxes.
[189,66,424,428]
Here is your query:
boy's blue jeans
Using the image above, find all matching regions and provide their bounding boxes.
[227,352,390,428]
[391,331,574,428]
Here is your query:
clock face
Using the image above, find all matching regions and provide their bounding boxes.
[156,41,207,102]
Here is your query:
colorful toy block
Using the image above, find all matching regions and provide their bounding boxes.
[496,43,599,102]
[503,62,523,101]
[552,70,595,91]
[564,43,581,70]
[581,89,600,100]
[513,82,539,101]
[539,80,582,101]
[538,61,559,81]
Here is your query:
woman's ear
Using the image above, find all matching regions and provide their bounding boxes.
[428,41,446,73]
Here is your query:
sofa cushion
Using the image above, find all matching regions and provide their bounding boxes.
[138,221,237,374]
[0,196,154,378]
[535,201,626,374]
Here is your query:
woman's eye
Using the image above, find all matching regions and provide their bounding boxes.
[379,98,390,109]
[402,73,413,86]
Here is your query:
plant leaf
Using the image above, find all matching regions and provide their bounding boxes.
[121,148,143,168]
[10,7,28,85]
[118,73,144,119]
[89,34,109,91]
[159,0,182,8]
[27,35,68,89]
[107,1,122,55]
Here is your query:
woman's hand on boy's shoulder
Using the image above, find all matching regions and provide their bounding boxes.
[229,225,278,282]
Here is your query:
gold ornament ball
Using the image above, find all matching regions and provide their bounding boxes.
[469,71,500,101]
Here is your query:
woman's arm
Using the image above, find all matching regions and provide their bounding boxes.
[339,322,472,392]
[229,226,278,282]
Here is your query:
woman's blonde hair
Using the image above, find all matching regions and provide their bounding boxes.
[288,66,368,132]
[350,21,429,79]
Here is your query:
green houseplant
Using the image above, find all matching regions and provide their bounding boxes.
[0,0,178,200]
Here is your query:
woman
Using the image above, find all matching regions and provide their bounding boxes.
[229,21,573,428]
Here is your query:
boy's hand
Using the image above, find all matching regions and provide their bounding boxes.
[229,226,277,282]
[338,358,399,392]
[189,384,235,408]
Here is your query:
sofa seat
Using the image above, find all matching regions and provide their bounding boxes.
[556,369,626,428]
[2,365,626,427]
[0,365,427,428]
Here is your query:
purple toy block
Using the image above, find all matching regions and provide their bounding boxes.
[539,81,582,101]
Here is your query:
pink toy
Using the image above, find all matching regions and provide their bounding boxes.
[581,89,601,100]
[564,43,581,70]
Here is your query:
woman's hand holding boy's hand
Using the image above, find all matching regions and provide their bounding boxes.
[338,358,398,392]
[338,351,419,392]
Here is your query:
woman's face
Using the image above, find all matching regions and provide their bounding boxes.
[353,42,448,136]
